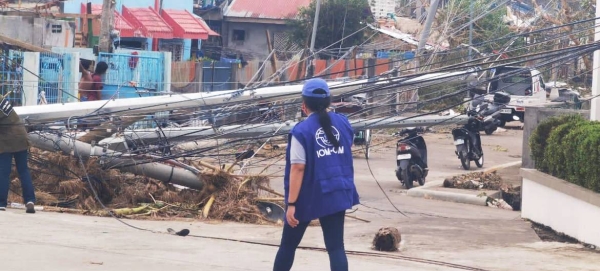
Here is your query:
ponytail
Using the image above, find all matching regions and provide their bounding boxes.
[303,89,340,148]
[317,109,340,148]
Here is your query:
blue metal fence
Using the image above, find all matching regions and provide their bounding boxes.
[98,52,164,98]
[0,50,24,105]
[39,52,74,104]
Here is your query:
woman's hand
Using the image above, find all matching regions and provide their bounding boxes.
[286,206,299,227]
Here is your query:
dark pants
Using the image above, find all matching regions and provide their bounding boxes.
[0,150,36,207]
[273,211,348,271]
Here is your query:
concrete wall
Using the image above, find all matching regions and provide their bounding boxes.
[521,107,590,169]
[222,21,287,60]
[0,16,75,49]
[521,169,600,248]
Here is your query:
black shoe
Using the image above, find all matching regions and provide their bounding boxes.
[25,202,35,214]
[0,207,5,211]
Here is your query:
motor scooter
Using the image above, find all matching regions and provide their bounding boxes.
[453,92,515,170]
[467,94,507,135]
[394,127,428,189]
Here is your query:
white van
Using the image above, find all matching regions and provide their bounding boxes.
[483,66,548,126]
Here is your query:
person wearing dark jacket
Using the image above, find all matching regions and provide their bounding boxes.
[273,78,360,271]
[0,94,36,213]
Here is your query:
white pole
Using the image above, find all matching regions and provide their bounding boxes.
[306,0,322,77]
[22,52,40,106]
[591,0,600,120]
[468,0,473,61]
[309,0,322,53]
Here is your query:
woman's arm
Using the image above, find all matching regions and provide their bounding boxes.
[286,135,306,227]
[287,164,305,204]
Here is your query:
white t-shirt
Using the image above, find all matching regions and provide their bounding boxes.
[290,135,306,164]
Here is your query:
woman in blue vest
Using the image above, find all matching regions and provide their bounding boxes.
[273,78,360,271]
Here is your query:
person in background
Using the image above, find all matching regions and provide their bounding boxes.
[273,78,360,271]
[78,60,93,95]
[78,61,108,101]
[0,92,36,213]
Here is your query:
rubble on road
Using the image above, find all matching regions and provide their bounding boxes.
[443,171,504,190]
[7,148,280,224]
[444,171,522,211]
[487,198,514,210]
[372,227,402,252]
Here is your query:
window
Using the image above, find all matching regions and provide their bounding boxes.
[160,42,183,61]
[232,29,246,42]
[51,24,62,33]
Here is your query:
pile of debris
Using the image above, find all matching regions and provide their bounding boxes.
[7,148,280,224]
[443,171,521,211]
[443,171,504,190]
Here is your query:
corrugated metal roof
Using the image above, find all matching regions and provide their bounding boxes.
[224,0,311,20]
[161,9,208,40]
[122,6,173,39]
[193,15,220,36]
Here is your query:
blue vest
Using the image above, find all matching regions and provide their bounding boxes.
[284,112,360,223]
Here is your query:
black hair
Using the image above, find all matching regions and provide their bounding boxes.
[303,88,340,148]
[80,59,92,70]
[95,61,109,75]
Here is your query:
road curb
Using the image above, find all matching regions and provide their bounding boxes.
[407,188,490,206]
[407,160,522,206]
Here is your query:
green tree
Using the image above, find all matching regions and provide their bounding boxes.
[287,0,373,58]
[435,0,513,52]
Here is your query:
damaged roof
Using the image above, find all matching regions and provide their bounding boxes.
[224,0,311,20]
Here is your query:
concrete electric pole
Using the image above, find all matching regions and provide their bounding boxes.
[468,0,474,61]
[415,0,440,71]
[591,0,600,120]
[99,0,115,53]
[306,0,322,78]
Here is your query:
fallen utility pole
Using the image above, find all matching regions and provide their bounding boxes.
[14,80,364,124]
[99,115,469,146]
[28,133,204,190]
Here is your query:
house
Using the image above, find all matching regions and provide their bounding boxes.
[370,0,397,19]
[60,0,218,61]
[0,15,75,49]
[220,0,311,60]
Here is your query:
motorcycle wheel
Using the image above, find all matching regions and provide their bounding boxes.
[475,153,484,168]
[418,176,425,186]
[460,151,471,170]
[403,169,413,189]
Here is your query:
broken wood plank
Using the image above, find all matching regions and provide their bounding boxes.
[0,33,50,52]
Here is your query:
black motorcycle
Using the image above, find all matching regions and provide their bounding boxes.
[453,92,511,170]
[467,94,508,135]
[394,127,428,189]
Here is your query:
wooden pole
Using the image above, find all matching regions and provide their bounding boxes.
[265,30,279,82]
[86,3,93,48]
[99,0,115,53]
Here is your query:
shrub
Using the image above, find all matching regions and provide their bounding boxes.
[529,114,585,172]
[530,114,600,193]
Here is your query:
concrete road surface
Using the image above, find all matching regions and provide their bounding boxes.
[2,126,599,270]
